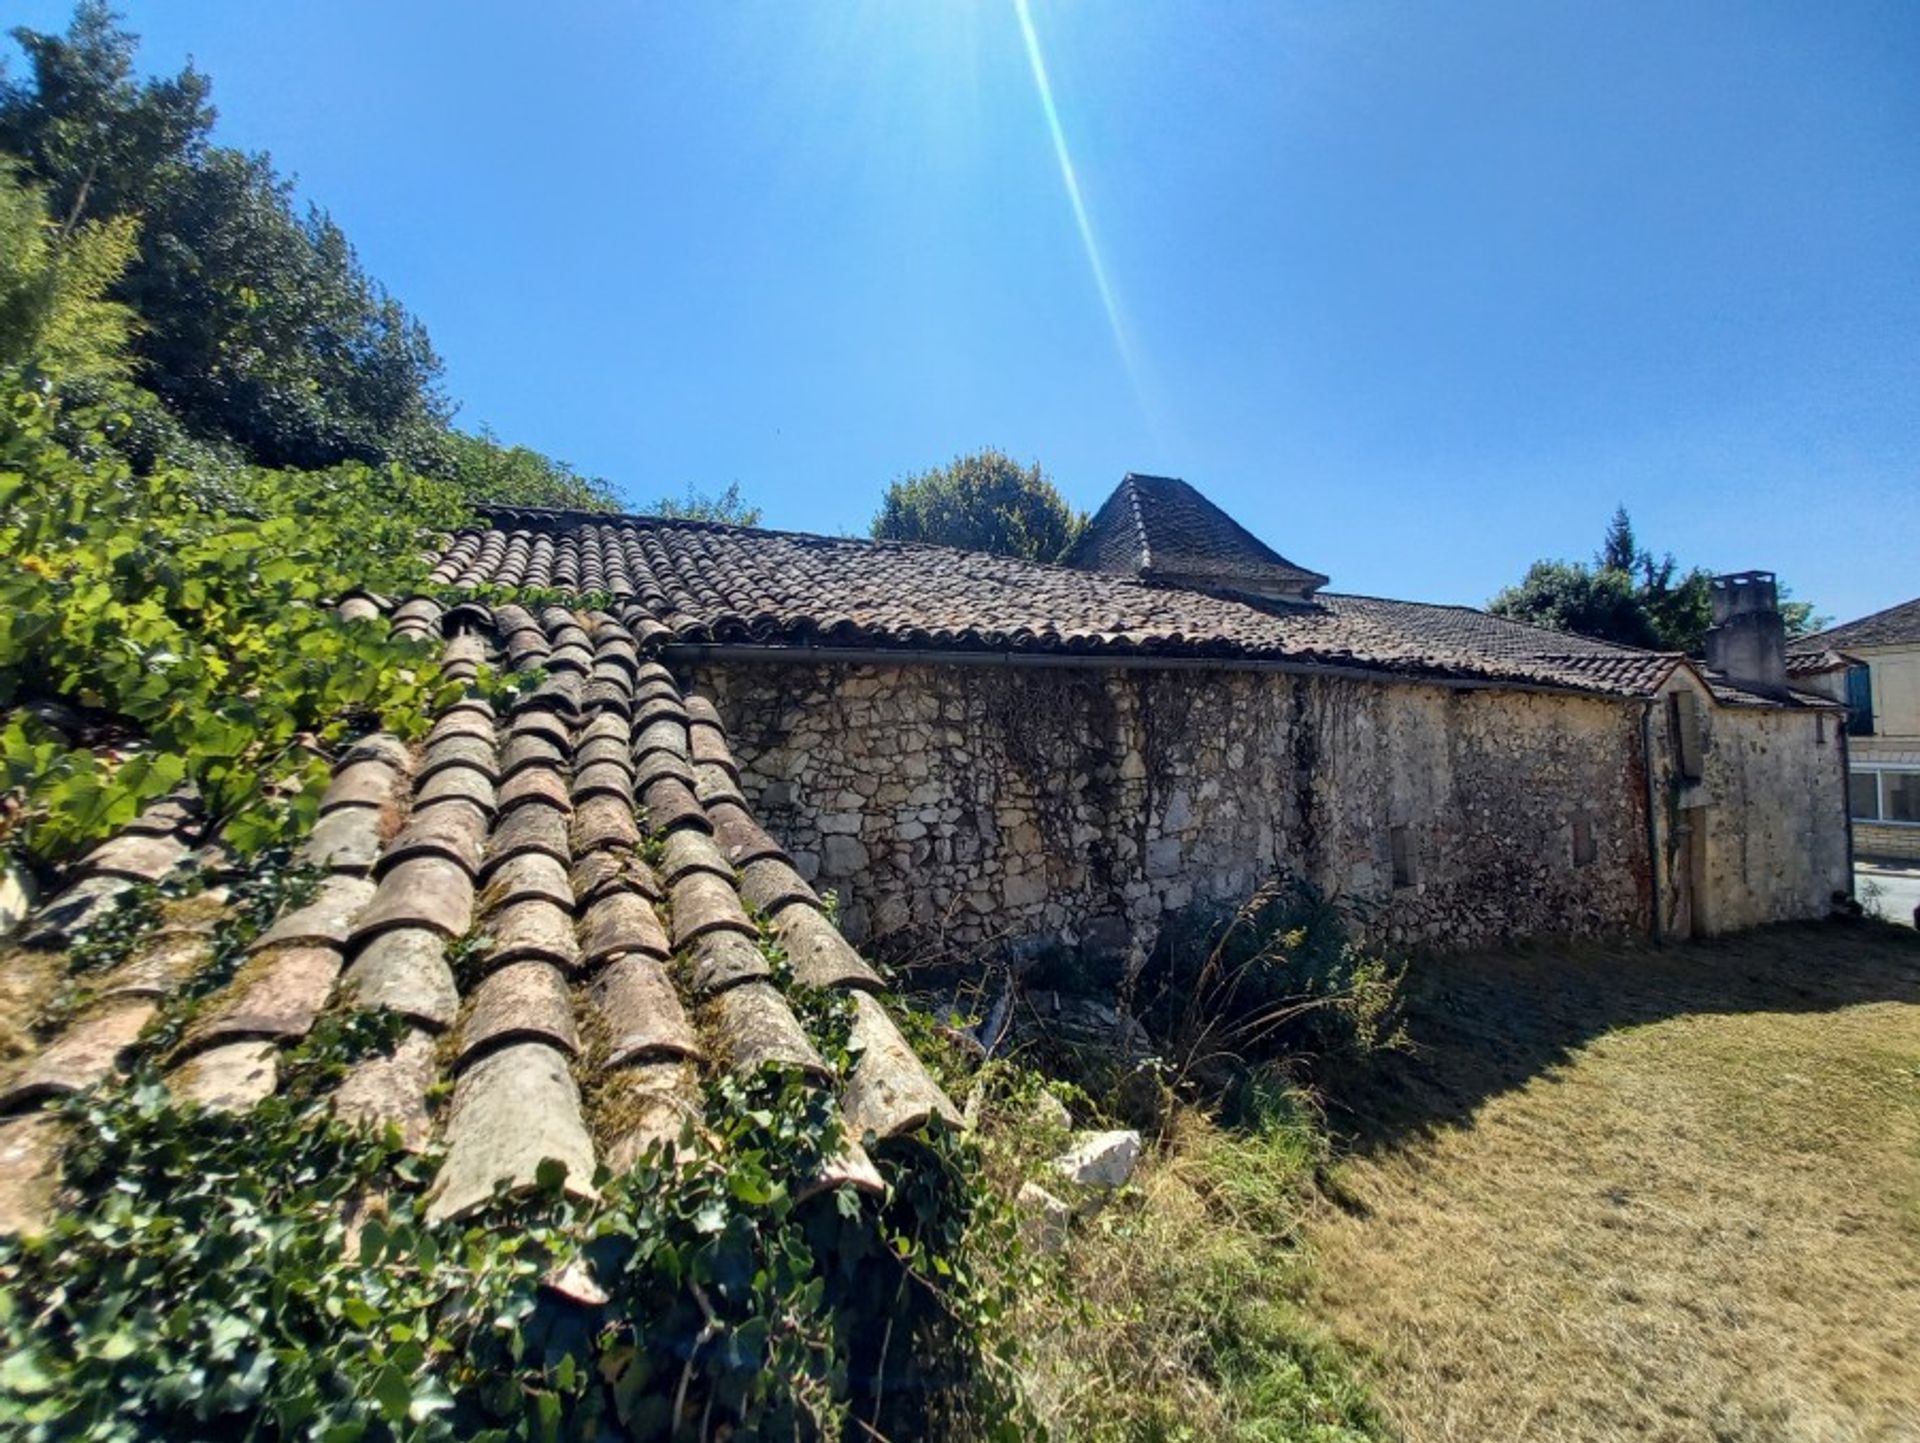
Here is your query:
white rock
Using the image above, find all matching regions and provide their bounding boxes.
[1052,1129,1141,1189]
[0,861,37,940]
[1016,1182,1072,1255]
[1031,1089,1073,1131]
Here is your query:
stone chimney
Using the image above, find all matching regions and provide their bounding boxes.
[1704,571,1787,695]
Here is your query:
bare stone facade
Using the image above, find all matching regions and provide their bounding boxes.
[686,658,1845,961]
[1646,676,1853,935]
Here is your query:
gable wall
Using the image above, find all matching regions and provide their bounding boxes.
[689,660,1668,960]
[1645,674,1851,932]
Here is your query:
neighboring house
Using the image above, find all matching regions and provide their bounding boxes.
[1790,597,1920,860]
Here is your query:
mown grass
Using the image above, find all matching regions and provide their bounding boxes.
[1306,921,1920,1443]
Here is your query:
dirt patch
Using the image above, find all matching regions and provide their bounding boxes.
[1308,922,1920,1443]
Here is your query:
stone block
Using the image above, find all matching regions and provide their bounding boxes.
[1052,1130,1142,1190]
[822,834,869,875]
[1016,1182,1071,1255]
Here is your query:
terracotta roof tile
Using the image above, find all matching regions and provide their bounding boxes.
[438,509,1805,706]
[1,608,959,1245]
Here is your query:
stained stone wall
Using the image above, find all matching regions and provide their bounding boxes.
[1645,674,1852,935]
[688,660,1682,959]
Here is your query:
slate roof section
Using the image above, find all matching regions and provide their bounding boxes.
[1792,595,1920,653]
[0,601,959,1236]
[435,508,1811,706]
[1063,473,1330,597]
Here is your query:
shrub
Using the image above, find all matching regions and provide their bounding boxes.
[1130,877,1405,1098]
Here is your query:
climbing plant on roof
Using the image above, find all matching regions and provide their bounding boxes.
[0,374,468,869]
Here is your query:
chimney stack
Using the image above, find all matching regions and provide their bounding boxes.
[1704,571,1787,695]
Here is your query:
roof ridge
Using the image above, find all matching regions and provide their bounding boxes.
[1124,476,1152,571]
[1796,593,1920,648]
[471,504,1170,579]
[1323,591,1670,658]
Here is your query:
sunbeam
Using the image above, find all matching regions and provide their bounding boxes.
[1012,0,1154,426]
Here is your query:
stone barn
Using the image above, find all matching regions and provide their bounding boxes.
[0,472,1856,1238]
[439,474,1851,960]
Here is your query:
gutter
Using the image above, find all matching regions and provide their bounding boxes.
[658,642,1621,700]
[1640,700,1664,944]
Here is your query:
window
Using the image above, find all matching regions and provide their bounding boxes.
[1889,772,1920,825]
[1389,825,1417,888]
[1850,770,1881,821]
[1571,816,1597,867]
[1845,666,1875,737]
[1852,769,1920,826]
[1667,691,1705,782]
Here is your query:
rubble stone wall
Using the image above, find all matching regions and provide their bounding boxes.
[1646,677,1852,933]
[689,660,1672,959]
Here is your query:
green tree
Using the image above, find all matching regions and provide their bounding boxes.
[871,447,1082,560]
[647,481,761,525]
[1598,504,1637,573]
[0,160,137,382]
[437,427,619,512]
[1490,507,1823,652]
[0,5,619,508]
[1490,558,1661,649]
[1,4,448,471]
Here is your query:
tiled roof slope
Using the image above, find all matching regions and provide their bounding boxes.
[1063,473,1330,595]
[1792,595,1920,653]
[1786,648,1854,678]
[436,508,1810,705]
[0,598,957,1234]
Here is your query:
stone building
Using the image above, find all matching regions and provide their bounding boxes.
[442,474,1850,959]
[0,473,1855,1243]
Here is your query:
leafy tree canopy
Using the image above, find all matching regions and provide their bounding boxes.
[1489,505,1823,653]
[0,4,611,510]
[436,427,618,512]
[0,160,137,383]
[871,448,1083,560]
[646,481,761,526]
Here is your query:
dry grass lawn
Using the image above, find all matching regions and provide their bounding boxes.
[1308,921,1920,1443]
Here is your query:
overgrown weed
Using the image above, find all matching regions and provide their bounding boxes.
[1007,1075,1386,1442]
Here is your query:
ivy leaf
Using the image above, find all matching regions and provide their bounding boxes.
[727,1172,778,1206]
[408,1374,455,1422]
[0,1349,56,1395]
[370,1363,412,1423]
[534,1157,569,1195]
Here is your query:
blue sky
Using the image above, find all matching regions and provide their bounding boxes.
[11,2,1918,621]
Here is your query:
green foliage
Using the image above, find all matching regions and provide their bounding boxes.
[1489,557,1673,650]
[1132,877,1405,1097]
[0,377,465,867]
[871,448,1083,560]
[1,5,447,472]
[0,1036,1032,1440]
[436,427,619,512]
[1489,505,1824,651]
[59,881,161,975]
[0,846,1034,1440]
[646,481,761,526]
[1,6,601,500]
[0,160,138,383]
[963,1055,1384,1442]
